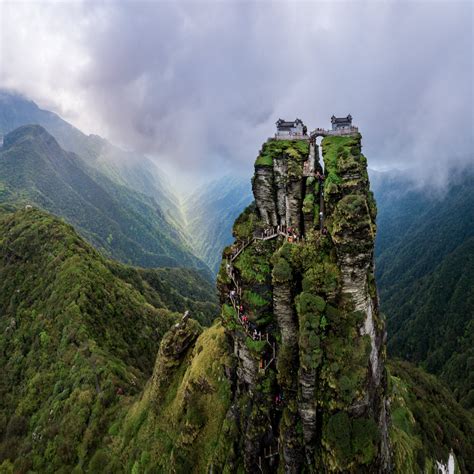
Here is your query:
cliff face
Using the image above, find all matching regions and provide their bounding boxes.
[218,134,391,472]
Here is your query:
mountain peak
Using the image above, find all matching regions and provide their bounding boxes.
[3,124,61,152]
[215,132,390,472]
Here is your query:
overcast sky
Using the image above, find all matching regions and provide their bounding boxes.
[0,0,472,188]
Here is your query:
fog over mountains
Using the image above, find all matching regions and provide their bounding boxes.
[0,91,209,274]
[1,2,472,182]
[1,90,473,413]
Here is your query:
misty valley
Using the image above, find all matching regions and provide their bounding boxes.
[0,91,472,473]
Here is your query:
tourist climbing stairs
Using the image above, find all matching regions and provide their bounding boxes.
[254,230,279,241]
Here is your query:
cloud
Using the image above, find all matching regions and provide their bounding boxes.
[1,0,472,184]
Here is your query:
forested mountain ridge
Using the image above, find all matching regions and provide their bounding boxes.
[0,90,183,226]
[0,124,211,273]
[374,169,474,410]
[0,206,218,472]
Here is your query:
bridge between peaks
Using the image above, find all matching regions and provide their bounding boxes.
[270,126,359,142]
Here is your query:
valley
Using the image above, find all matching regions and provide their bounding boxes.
[0,93,472,472]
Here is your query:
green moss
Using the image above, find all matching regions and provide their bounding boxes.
[243,290,268,308]
[272,257,293,283]
[301,261,340,296]
[297,292,326,314]
[254,154,274,167]
[324,411,352,465]
[323,412,379,469]
[108,323,233,473]
[296,292,325,370]
[233,244,272,285]
[232,204,259,241]
[321,134,362,194]
[302,193,315,214]
[277,344,298,390]
[254,140,309,168]
[351,417,379,464]
[245,338,267,354]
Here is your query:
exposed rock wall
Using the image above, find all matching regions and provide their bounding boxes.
[253,140,308,229]
[286,178,303,231]
[274,157,288,226]
[273,281,297,348]
[253,166,277,226]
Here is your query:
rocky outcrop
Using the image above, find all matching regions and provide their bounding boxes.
[149,315,202,406]
[234,334,259,389]
[253,166,277,226]
[218,133,391,472]
[273,282,297,349]
[274,157,288,225]
[298,366,317,445]
[322,134,390,470]
[252,140,309,229]
[286,178,303,231]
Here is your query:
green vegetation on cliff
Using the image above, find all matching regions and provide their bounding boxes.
[102,321,233,473]
[255,139,309,167]
[218,132,390,472]
[0,208,217,472]
[1,123,473,473]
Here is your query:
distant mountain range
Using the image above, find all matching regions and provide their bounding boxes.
[0,91,208,275]
[0,90,181,223]
[0,91,255,276]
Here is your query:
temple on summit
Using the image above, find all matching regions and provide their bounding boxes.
[274,115,358,140]
[331,114,353,131]
[275,118,306,137]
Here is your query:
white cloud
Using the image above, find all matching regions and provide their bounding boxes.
[0,0,472,183]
